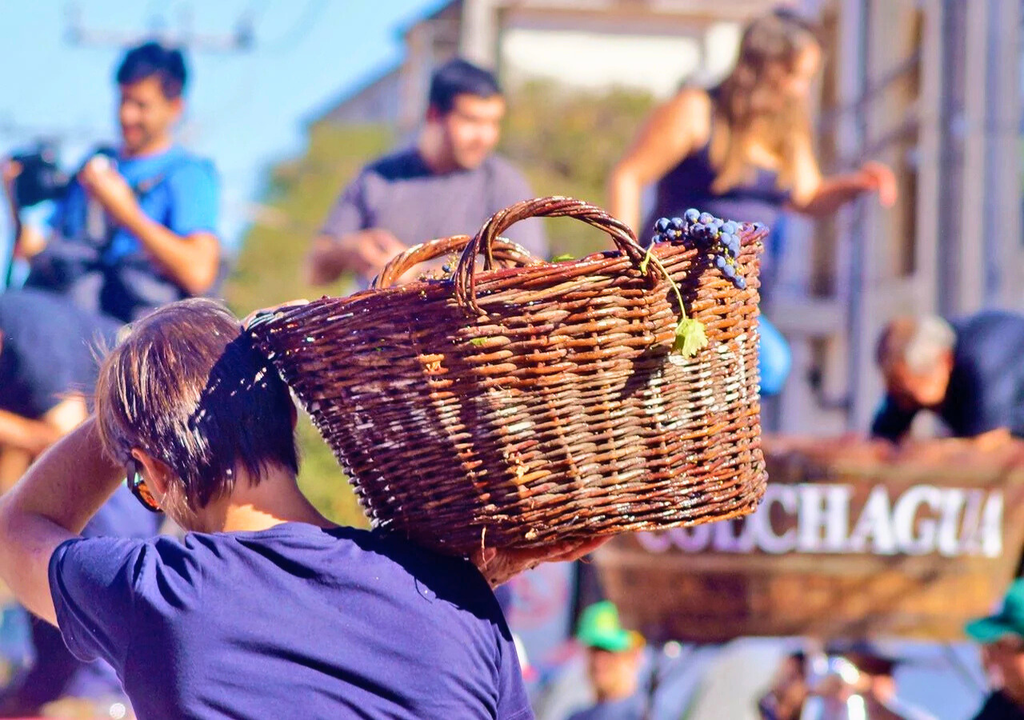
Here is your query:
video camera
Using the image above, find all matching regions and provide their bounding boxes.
[10,142,118,210]
[10,142,70,209]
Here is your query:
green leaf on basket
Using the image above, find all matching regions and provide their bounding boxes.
[470,337,488,346]
[673,318,708,357]
[551,253,574,262]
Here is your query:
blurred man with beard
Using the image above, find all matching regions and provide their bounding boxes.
[307,58,547,287]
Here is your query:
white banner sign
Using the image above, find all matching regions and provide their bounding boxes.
[637,483,1004,558]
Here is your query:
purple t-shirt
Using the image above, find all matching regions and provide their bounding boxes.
[49,523,533,719]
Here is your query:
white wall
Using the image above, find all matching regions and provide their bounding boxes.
[500,25,741,97]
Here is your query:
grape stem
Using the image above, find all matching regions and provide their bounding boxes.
[639,244,709,357]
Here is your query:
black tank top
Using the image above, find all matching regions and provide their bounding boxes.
[652,140,790,222]
[645,118,793,305]
[646,84,790,228]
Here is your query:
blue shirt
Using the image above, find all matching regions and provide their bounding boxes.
[51,145,219,264]
[23,486,163,705]
[62,487,163,703]
[49,523,532,719]
[0,485,162,714]
[36,145,221,322]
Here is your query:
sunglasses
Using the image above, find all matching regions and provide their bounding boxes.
[126,458,162,513]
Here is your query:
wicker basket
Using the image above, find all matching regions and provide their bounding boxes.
[246,197,768,554]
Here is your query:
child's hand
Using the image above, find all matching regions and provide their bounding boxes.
[471,536,610,588]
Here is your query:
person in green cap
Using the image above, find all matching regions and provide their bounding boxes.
[965,579,1024,719]
[566,600,648,720]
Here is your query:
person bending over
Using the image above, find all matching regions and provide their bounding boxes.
[872,310,1024,443]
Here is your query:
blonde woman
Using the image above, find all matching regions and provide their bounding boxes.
[609,9,896,396]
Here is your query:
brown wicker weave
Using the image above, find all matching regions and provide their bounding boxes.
[246,197,768,554]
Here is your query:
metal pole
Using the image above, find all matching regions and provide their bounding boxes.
[846,0,872,431]
[937,0,967,318]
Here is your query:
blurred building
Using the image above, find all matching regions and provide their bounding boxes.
[315,0,779,132]
[314,0,1024,438]
[778,0,1024,434]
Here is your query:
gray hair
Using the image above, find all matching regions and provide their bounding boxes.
[877,315,957,374]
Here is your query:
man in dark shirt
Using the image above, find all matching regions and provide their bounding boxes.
[965,579,1024,719]
[0,298,599,718]
[871,311,1024,442]
[0,289,162,717]
[307,58,547,287]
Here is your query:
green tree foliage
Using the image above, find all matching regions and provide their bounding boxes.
[225,122,393,528]
[226,122,394,312]
[500,81,656,256]
[226,82,657,528]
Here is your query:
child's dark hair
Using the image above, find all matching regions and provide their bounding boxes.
[95,299,299,511]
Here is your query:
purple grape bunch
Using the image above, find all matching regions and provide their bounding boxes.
[651,209,748,290]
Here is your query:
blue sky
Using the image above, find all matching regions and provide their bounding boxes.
[0,0,442,260]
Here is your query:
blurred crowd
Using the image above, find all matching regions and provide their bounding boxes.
[550,585,1024,720]
[0,5,1021,719]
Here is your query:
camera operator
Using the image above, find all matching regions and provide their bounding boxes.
[2,41,221,324]
[2,144,62,274]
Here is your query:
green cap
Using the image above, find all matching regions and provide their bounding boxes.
[966,579,1024,643]
[575,601,644,653]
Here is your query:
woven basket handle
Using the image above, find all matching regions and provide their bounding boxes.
[373,234,542,289]
[453,196,648,314]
